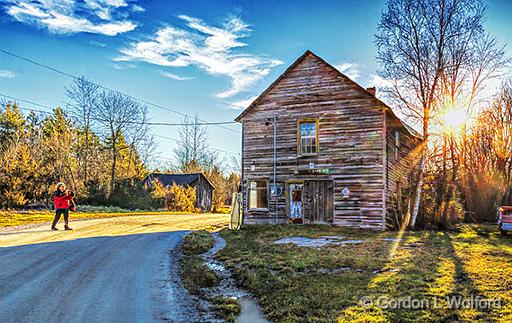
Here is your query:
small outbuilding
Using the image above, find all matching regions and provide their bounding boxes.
[145,173,215,212]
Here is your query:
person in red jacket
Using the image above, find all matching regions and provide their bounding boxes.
[51,182,73,231]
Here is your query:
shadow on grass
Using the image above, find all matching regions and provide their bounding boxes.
[446,226,512,322]
[218,225,395,321]
[218,224,509,322]
[339,229,500,322]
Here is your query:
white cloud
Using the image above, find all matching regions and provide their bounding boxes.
[90,40,107,47]
[116,15,283,98]
[4,0,136,36]
[84,0,128,20]
[0,69,16,78]
[131,4,145,12]
[111,62,137,70]
[367,74,393,88]
[227,95,258,110]
[159,71,193,81]
[334,62,360,81]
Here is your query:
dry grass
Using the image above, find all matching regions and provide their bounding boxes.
[180,230,219,295]
[212,296,241,322]
[0,209,210,228]
[218,224,512,322]
[182,230,215,256]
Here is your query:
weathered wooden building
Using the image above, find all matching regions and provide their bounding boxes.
[235,50,423,230]
[145,173,215,212]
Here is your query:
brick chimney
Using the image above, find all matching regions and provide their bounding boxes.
[366,87,376,96]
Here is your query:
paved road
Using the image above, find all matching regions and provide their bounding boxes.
[0,214,228,323]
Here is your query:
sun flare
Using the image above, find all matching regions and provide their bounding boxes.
[442,108,467,132]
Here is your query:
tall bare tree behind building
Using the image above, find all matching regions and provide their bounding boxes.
[376,0,508,227]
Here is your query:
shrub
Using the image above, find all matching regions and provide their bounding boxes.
[108,179,154,210]
[165,184,198,213]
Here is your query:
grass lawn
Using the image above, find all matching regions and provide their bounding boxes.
[0,207,210,228]
[218,224,512,322]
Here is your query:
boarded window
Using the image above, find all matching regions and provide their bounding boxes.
[394,130,400,161]
[248,180,268,209]
[298,121,318,155]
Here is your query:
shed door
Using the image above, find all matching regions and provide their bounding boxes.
[305,181,334,223]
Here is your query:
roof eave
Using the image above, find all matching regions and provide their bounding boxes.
[234,50,314,123]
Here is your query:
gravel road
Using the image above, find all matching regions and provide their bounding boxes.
[0,214,229,323]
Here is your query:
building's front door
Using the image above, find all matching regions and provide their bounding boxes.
[305,180,334,223]
[288,183,304,223]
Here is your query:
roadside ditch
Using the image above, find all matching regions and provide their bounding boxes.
[179,230,268,323]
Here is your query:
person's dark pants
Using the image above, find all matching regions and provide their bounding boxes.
[52,209,69,228]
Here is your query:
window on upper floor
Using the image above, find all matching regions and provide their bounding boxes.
[298,119,318,155]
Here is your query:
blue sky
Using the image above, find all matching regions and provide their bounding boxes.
[0,0,511,168]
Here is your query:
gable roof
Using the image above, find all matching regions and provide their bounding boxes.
[146,173,215,190]
[234,50,422,140]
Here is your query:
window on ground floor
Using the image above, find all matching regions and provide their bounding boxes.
[248,179,268,210]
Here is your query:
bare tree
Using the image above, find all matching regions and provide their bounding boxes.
[230,152,242,174]
[174,115,213,171]
[65,76,99,187]
[376,0,508,227]
[93,91,148,195]
[137,133,159,175]
[458,82,512,221]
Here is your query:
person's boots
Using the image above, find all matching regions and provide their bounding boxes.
[64,222,72,230]
[51,226,58,231]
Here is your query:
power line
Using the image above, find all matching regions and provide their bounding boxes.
[133,121,237,126]
[155,134,238,156]
[0,94,58,114]
[0,48,241,134]
[0,93,236,126]
[0,93,240,157]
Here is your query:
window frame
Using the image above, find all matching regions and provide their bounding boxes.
[247,178,269,211]
[297,118,319,156]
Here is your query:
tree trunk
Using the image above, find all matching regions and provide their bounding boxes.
[410,115,429,228]
[437,133,448,222]
[110,145,117,197]
[410,154,426,228]
[441,136,457,225]
[83,126,89,188]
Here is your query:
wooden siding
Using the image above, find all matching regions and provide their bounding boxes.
[196,175,214,212]
[384,112,423,226]
[239,52,388,229]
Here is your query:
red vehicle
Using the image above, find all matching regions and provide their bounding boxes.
[498,206,512,235]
